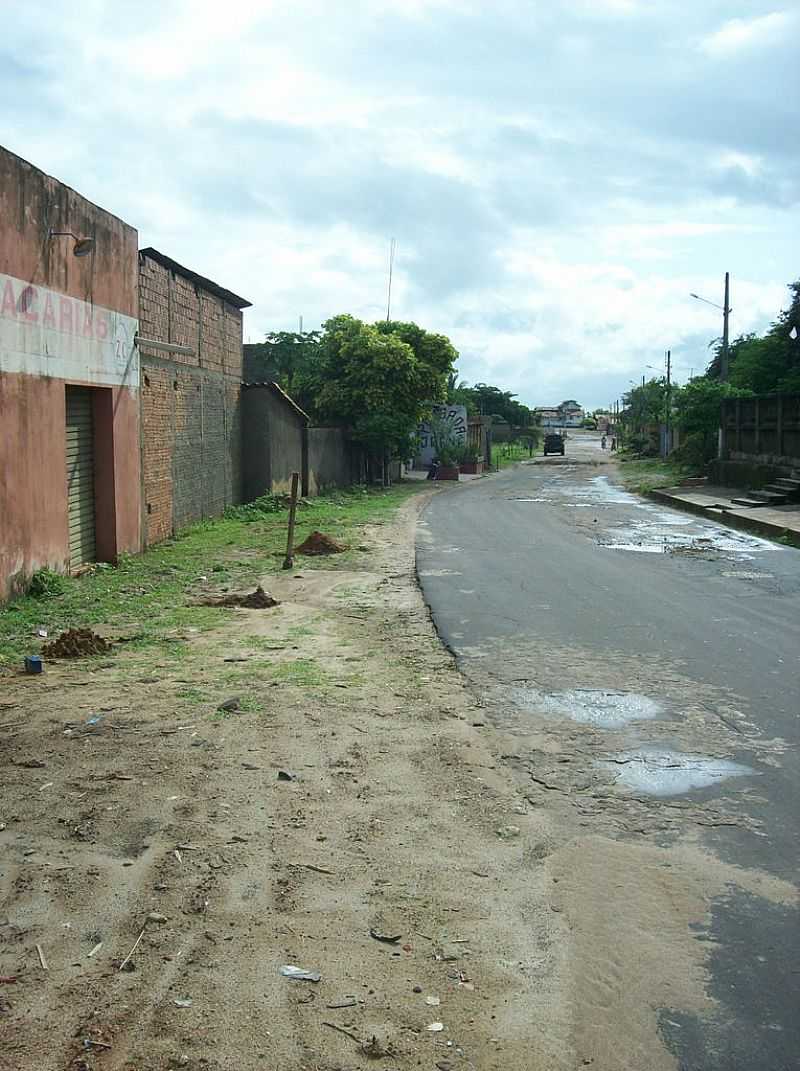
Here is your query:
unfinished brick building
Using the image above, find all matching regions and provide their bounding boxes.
[137,249,251,545]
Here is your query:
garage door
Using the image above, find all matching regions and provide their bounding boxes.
[65,387,96,569]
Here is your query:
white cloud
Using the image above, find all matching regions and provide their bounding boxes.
[2,0,797,408]
[699,11,796,57]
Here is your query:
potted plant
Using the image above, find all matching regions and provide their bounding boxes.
[435,442,462,480]
[459,446,484,475]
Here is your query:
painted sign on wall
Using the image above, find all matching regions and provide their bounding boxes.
[416,404,468,467]
[0,273,139,389]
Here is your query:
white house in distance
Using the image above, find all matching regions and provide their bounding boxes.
[535,401,584,428]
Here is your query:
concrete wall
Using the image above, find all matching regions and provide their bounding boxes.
[722,393,800,466]
[308,427,363,494]
[0,145,140,601]
[138,253,244,543]
[241,385,306,498]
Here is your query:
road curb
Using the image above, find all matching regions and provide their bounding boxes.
[649,489,800,547]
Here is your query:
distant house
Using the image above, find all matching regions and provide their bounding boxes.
[534,402,584,428]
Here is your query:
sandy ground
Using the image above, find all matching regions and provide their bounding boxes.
[1,494,561,1071]
[4,479,795,1071]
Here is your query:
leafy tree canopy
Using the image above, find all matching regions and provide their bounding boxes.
[302,314,454,459]
[707,279,800,393]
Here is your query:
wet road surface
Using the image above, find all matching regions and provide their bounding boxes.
[417,436,800,1071]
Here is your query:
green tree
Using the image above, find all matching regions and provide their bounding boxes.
[707,280,800,392]
[672,378,750,466]
[245,330,321,395]
[306,314,453,468]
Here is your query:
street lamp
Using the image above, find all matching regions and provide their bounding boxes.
[690,272,731,381]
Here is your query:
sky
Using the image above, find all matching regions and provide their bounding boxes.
[2,0,798,410]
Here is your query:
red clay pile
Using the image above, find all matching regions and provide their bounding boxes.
[295,531,346,556]
[42,628,111,658]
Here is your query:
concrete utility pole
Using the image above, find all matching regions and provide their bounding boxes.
[665,349,672,455]
[721,271,730,382]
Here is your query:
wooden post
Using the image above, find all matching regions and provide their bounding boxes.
[282,472,300,570]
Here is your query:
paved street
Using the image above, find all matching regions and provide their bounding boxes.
[417,433,800,1071]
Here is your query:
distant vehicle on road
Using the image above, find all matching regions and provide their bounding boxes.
[543,432,565,456]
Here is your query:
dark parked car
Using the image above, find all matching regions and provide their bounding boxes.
[543,432,565,456]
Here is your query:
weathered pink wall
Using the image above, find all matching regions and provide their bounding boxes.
[0,145,140,600]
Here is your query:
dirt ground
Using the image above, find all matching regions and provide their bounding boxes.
[1,494,557,1071]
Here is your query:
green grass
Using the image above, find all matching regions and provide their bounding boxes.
[618,458,695,495]
[0,482,427,671]
[267,658,328,686]
[491,443,533,469]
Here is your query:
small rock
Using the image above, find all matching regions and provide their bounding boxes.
[173,997,193,1008]
[495,825,521,840]
[147,913,168,924]
[217,697,241,713]
[412,985,422,993]
[427,1022,444,1032]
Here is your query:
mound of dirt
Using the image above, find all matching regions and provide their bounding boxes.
[295,531,346,556]
[42,628,111,658]
[203,586,279,609]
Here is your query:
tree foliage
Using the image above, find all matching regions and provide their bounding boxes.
[444,378,536,427]
[302,314,454,459]
[245,330,322,394]
[707,279,800,393]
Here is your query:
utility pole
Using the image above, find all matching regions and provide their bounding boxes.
[721,271,730,381]
[386,237,396,322]
[665,349,672,456]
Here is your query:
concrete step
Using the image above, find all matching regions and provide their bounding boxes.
[747,489,788,504]
[772,478,800,493]
[731,497,769,508]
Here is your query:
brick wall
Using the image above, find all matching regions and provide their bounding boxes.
[139,252,245,543]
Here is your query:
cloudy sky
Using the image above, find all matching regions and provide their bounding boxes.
[3,1,798,408]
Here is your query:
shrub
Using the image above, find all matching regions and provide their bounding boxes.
[27,568,67,598]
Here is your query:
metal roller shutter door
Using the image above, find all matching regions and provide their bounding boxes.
[65,387,96,569]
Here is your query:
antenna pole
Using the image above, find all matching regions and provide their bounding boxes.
[386,238,396,322]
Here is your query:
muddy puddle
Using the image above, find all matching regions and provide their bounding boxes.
[604,748,753,796]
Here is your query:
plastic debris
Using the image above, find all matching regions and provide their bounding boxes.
[173,998,193,1008]
[280,965,321,982]
[426,996,441,1006]
[277,770,297,782]
[427,1022,445,1032]
[24,656,43,674]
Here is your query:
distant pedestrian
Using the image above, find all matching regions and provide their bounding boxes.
[611,437,617,451]
[601,435,607,450]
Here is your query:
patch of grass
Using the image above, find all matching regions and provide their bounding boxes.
[26,567,68,598]
[287,625,315,639]
[491,443,531,469]
[267,658,328,686]
[618,458,695,495]
[0,482,426,671]
[175,686,205,703]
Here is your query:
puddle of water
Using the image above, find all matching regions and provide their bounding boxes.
[721,570,774,580]
[418,569,463,577]
[509,497,549,502]
[600,541,666,554]
[508,686,662,728]
[598,520,773,559]
[606,748,752,797]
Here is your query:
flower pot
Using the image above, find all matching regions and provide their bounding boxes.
[460,460,484,475]
[436,465,460,481]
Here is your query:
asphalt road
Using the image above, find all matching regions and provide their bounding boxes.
[417,434,800,1071]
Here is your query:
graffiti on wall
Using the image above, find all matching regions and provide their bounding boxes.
[0,273,139,389]
[416,404,467,467]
